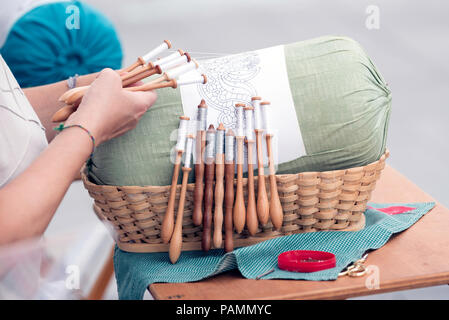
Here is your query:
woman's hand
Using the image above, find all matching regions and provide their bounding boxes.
[65,68,157,145]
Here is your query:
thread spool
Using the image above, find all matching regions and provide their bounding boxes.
[261,101,283,230]
[252,96,269,225]
[233,103,246,233]
[205,125,216,159]
[141,40,172,63]
[153,49,184,66]
[176,74,207,86]
[166,59,199,80]
[161,116,189,244]
[184,129,195,169]
[197,100,208,132]
[121,40,171,73]
[175,117,189,152]
[244,106,258,236]
[245,107,255,142]
[126,73,206,92]
[225,130,235,163]
[215,125,226,154]
[236,103,245,138]
[142,59,198,87]
[261,100,273,135]
[158,54,189,73]
[63,40,171,100]
[252,97,263,130]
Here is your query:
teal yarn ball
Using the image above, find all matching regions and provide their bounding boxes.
[1,1,123,87]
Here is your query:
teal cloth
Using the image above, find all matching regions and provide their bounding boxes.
[1,1,122,87]
[114,202,435,300]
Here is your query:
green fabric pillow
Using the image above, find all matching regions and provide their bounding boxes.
[88,35,391,187]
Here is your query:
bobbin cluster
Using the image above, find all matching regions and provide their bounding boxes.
[81,97,388,257]
[53,39,207,123]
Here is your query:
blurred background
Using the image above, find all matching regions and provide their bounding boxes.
[82,0,448,207]
[6,0,448,299]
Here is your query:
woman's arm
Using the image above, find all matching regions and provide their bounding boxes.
[0,69,157,244]
[0,127,92,243]
[23,73,99,142]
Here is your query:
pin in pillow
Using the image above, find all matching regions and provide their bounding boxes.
[88,35,391,187]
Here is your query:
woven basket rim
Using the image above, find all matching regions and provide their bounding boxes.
[81,150,390,189]
[81,150,389,253]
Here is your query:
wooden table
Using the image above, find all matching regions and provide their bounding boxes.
[150,165,449,299]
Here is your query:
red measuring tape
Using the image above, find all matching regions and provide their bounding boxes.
[278,250,336,273]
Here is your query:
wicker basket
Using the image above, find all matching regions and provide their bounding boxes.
[82,151,389,253]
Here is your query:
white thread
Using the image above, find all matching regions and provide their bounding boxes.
[215,129,225,154]
[236,106,244,137]
[206,130,216,158]
[158,55,188,72]
[175,118,188,151]
[176,73,205,86]
[262,103,273,135]
[171,50,230,56]
[188,119,197,136]
[166,61,198,79]
[225,134,235,162]
[252,99,263,130]
[244,108,255,141]
[184,136,194,168]
[197,107,207,131]
[153,51,182,66]
[141,41,170,63]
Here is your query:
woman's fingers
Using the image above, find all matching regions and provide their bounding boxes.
[126,90,157,112]
[93,68,122,91]
[65,68,158,146]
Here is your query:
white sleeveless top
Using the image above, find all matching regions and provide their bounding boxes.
[0,55,48,187]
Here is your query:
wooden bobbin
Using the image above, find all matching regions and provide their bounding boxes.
[244,105,258,236]
[261,101,283,230]
[121,64,161,87]
[233,103,246,234]
[213,123,226,248]
[168,167,191,264]
[54,58,200,122]
[224,129,235,252]
[252,97,269,225]
[161,116,190,244]
[59,40,172,103]
[169,131,194,263]
[52,75,206,123]
[193,99,208,226]
[202,124,216,251]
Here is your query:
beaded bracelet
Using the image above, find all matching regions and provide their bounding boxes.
[54,123,96,157]
[67,74,79,89]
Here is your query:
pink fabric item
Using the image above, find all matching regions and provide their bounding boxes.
[367,206,416,215]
